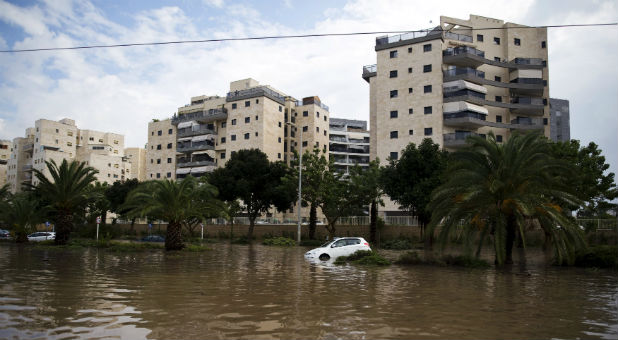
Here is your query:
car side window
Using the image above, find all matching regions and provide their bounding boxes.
[346,239,360,245]
[332,240,346,248]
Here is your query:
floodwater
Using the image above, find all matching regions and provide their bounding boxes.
[0,243,616,340]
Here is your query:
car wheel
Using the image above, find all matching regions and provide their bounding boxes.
[319,254,330,261]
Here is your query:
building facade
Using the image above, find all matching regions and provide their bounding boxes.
[0,139,10,187]
[363,14,550,214]
[124,147,147,181]
[328,118,370,174]
[145,119,177,180]
[549,98,570,142]
[7,118,137,193]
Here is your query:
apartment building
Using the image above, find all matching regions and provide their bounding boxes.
[0,140,10,187]
[328,118,370,174]
[363,14,550,215]
[147,78,331,180]
[124,147,147,181]
[549,98,570,142]
[7,118,135,193]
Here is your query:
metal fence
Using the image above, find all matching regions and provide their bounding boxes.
[576,219,618,231]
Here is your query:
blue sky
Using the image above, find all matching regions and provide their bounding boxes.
[0,0,617,177]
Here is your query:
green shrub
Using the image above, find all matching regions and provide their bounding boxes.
[262,237,296,246]
[335,250,391,266]
[395,251,423,265]
[574,246,618,269]
[300,239,325,247]
[381,238,413,250]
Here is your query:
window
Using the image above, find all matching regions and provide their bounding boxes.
[278,137,282,143]
[278,153,281,159]
[231,119,237,125]
[408,67,412,73]
[302,141,308,147]
[390,110,398,118]
[244,133,249,140]
[231,134,236,141]
[151,131,154,136]
[167,172,171,178]
[156,173,161,179]
[55,129,59,133]
[409,129,414,135]
[494,37,500,45]
[389,50,398,58]
[543,118,548,125]
[221,122,227,128]
[424,128,433,136]
[496,135,503,142]
[67,142,72,146]
[495,76,502,82]
[390,131,398,139]
[89,137,94,141]
[303,126,308,132]
[99,139,103,143]
[167,158,172,163]
[245,101,250,107]
[408,47,412,53]
[408,88,413,94]
[316,127,319,132]
[245,117,250,123]
[541,41,546,48]
[424,85,432,93]
[495,96,502,102]
[390,90,398,98]
[168,128,173,134]
[221,152,226,159]
[278,122,282,127]
[477,34,484,42]
[317,112,320,118]
[423,43,431,52]
[423,64,432,73]
[424,106,432,114]
[157,159,161,164]
[389,70,398,78]
[409,108,413,114]
[256,99,259,104]
[324,116,327,122]
[390,152,398,160]
[494,57,501,62]
[255,115,259,121]
[496,115,502,123]
[167,143,172,149]
[156,144,161,150]
[514,38,521,46]
[324,130,327,136]
[279,106,282,112]
[157,130,162,136]
[255,132,258,137]
[221,137,226,144]
[232,103,237,109]
[303,111,308,117]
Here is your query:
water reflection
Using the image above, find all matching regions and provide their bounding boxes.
[0,243,616,339]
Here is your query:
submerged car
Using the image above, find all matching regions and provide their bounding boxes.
[27,232,56,242]
[304,237,371,261]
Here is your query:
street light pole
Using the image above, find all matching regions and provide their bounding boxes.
[297,128,303,244]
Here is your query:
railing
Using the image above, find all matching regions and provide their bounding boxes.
[363,64,377,74]
[177,141,215,152]
[444,32,473,43]
[296,100,330,111]
[443,46,485,58]
[510,78,543,85]
[329,136,347,142]
[171,108,227,125]
[577,219,618,232]
[376,30,436,45]
[177,126,216,138]
[444,67,485,78]
[444,111,487,121]
[512,57,544,65]
[177,159,216,168]
[511,97,544,105]
[338,216,419,226]
[444,131,480,141]
[443,89,486,99]
[226,86,286,104]
[22,143,34,151]
[511,117,543,126]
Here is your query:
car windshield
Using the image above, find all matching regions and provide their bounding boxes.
[319,241,332,248]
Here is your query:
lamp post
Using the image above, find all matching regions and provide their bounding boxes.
[287,122,303,244]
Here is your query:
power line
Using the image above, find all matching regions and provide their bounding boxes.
[1,23,616,53]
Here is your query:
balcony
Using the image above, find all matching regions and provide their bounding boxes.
[510,97,545,115]
[444,32,473,43]
[443,132,481,148]
[177,141,215,153]
[362,64,377,82]
[444,89,486,100]
[511,58,544,68]
[509,78,545,96]
[443,111,488,129]
[22,143,34,152]
[177,158,216,168]
[443,67,485,85]
[510,117,544,130]
[172,108,228,125]
[177,125,216,138]
[22,164,33,172]
[443,46,485,68]
[226,86,286,105]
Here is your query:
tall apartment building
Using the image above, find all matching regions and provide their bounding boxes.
[6,118,136,193]
[363,14,550,164]
[549,98,570,142]
[0,140,10,187]
[363,14,550,215]
[328,118,370,174]
[147,78,330,180]
[124,147,147,181]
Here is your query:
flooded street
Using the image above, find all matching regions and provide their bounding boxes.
[0,243,617,339]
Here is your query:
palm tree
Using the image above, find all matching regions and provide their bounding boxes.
[428,132,585,265]
[123,176,222,250]
[1,193,46,242]
[32,159,99,245]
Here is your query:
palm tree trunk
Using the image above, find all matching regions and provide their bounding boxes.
[369,200,377,244]
[165,221,184,250]
[247,216,255,241]
[505,217,516,265]
[54,212,73,245]
[309,203,317,240]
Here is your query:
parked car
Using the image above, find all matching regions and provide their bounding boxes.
[304,237,371,261]
[0,229,10,239]
[27,232,56,242]
[141,235,165,242]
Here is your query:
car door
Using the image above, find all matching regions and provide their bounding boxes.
[329,239,347,258]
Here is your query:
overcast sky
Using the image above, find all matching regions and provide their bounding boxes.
[0,0,616,175]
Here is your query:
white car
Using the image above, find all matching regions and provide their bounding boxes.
[304,237,371,261]
[27,232,56,242]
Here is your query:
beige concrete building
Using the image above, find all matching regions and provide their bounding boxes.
[125,147,147,181]
[328,118,370,175]
[0,139,10,187]
[146,119,177,180]
[7,118,137,193]
[363,14,550,214]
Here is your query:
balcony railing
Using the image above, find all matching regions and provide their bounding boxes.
[172,108,227,125]
[177,141,215,152]
[511,117,544,126]
[177,159,216,168]
[511,97,544,105]
[443,89,486,100]
[444,111,487,121]
[22,143,34,151]
[512,58,544,65]
[444,67,485,79]
[226,86,286,105]
[443,46,485,58]
[177,126,216,138]
[510,78,544,85]
[444,32,473,43]
[376,30,436,46]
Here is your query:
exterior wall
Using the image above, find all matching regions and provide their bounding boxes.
[146,119,177,180]
[328,118,370,174]
[7,129,35,193]
[0,140,10,187]
[82,153,131,183]
[124,147,147,181]
[549,98,570,142]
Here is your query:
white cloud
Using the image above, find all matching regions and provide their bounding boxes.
[202,0,224,8]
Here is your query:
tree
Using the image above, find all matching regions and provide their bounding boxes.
[349,160,384,244]
[381,138,448,239]
[0,192,47,243]
[86,182,110,225]
[32,159,99,245]
[105,178,140,227]
[297,148,330,239]
[550,140,617,217]
[209,149,297,241]
[221,199,242,239]
[428,133,585,265]
[123,176,222,250]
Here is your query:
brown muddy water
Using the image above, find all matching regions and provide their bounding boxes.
[0,243,617,340]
